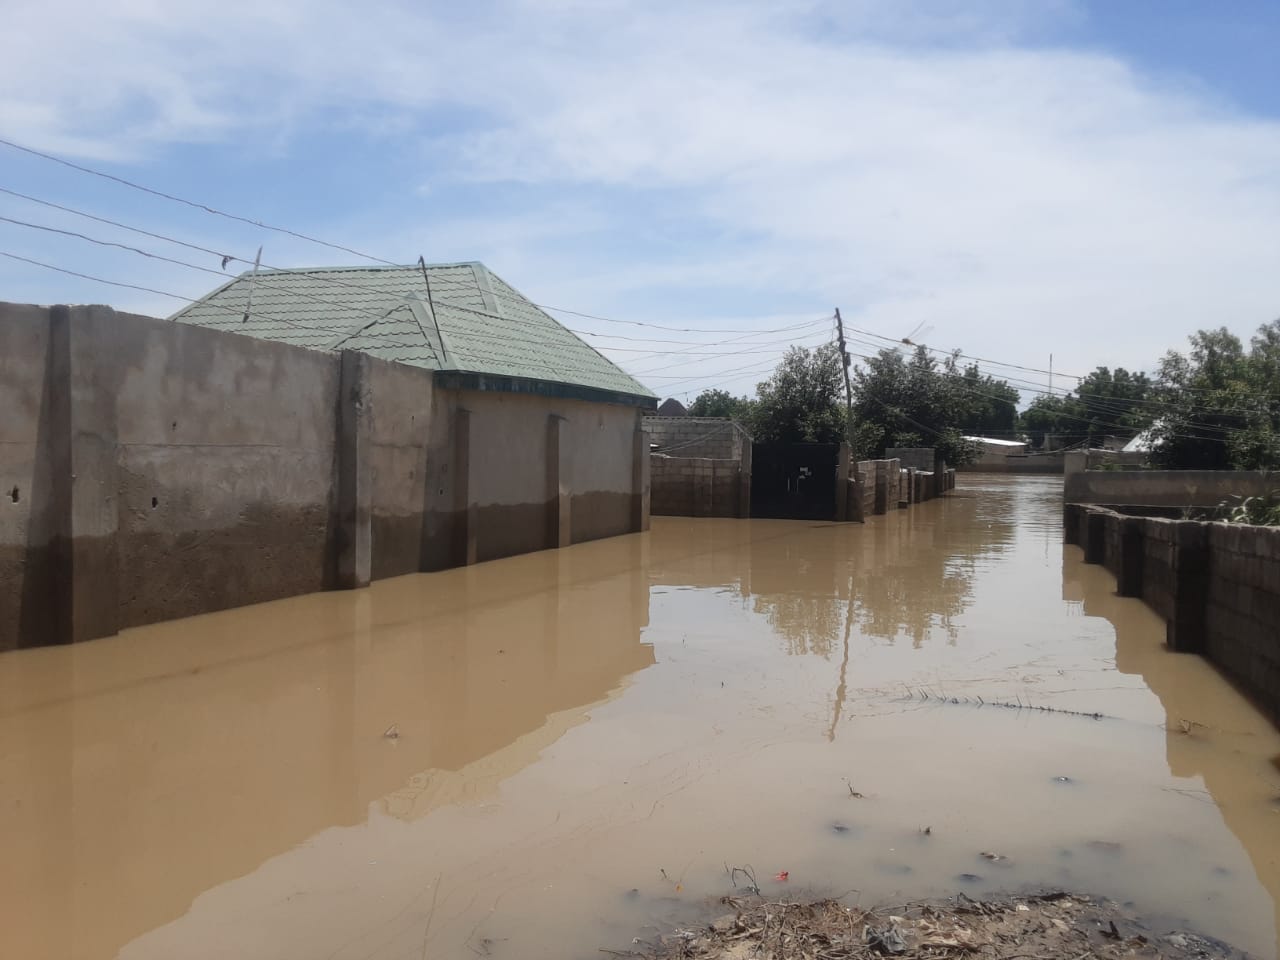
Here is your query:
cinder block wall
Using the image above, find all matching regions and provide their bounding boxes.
[1065,469,1279,506]
[1206,524,1280,716]
[885,447,935,473]
[644,417,745,459]
[651,455,742,517]
[1069,502,1280,726]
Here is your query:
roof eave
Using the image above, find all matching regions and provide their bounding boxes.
[434,369,657,410]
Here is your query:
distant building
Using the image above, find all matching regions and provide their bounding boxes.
[656,398,689,417]
[964,435,1030,470]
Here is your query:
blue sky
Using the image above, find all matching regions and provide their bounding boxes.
[2,0,1278,403]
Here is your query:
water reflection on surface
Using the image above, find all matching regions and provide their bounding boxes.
[1,476,1278,960]
[0,541,654,960]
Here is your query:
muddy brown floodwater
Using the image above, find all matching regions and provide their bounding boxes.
[2,475,1278,960]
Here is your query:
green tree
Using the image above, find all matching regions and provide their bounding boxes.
[1015,367,1154,450]
[848,346,982,465]
[1074,366,1154,444]
[749,343,846,444]
[687,388,752,420]
[955,363,1019,436]
[1019,395,1077,449]
[1149,322,1280,470]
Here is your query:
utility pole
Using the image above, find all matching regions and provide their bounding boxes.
[1048,353,1054,397]
[240,245,262,323]
[834,308,854,444]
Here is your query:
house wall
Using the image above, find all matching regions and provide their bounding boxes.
[0,302,648,650]
[447,390,641,562]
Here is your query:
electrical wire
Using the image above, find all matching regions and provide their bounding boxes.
[0,141,829,335]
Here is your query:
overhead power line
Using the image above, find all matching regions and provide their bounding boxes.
[1,140,817,336]
[0,136,393,265]
[0,213,833,365]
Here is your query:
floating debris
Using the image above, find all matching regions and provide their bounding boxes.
[897,689,1110,720]
[626,891,1248,959]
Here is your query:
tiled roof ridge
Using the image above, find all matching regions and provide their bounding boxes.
[219,261,483,281]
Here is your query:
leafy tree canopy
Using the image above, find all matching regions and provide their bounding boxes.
[748,343,846,444]
[1017,366,1154,449]
[1147,321,1280,470]
[847,346,986,466]
[687,388,753,421]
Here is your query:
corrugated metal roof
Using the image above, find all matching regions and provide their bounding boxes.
[168,262,655,401]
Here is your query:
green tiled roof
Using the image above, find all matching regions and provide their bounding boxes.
[168,262,655,403]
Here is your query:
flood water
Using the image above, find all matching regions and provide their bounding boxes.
[2,475,1279,959]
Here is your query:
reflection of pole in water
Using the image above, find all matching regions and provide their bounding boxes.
[827,583,855,742]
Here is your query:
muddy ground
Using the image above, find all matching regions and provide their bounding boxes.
[625,891,1249,960]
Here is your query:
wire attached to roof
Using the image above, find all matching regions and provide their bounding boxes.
[417,255,449,364]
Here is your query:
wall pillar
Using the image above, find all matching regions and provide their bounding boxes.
[632,426,650,532]
[546,415,571,548]
[1117,516,1145,597]
[873,461,889,515]
[48,306,120,643]
[849,470,866,523]
[1168,521,1209,653]
[453,408,477,565]
[335,350,372,589]
[1083,511,1107,565]
[738,441,752,518]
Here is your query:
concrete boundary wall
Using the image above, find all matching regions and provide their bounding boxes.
[0,302,649,650]
[851,458,954,521]
[650,455,745,517]
[885,447,934,473]
[650,449,956,523]
[1065,469,1280,507]
[1065,503,1280,726]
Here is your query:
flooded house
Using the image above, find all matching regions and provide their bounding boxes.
[0,263,656,650]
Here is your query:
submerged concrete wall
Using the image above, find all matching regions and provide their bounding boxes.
[0,304,57,649]
[1066,503,1280,726]
[0,302,650,650]
[650,455,744,517]
[1065,469,1280,507]
[113,309,343,629]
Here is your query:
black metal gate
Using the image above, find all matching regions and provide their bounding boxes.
[749,443,839,520]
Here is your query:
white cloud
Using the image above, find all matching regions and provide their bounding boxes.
[3,0,1279,393]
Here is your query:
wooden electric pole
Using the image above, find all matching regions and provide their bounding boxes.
[834,308,854,444]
